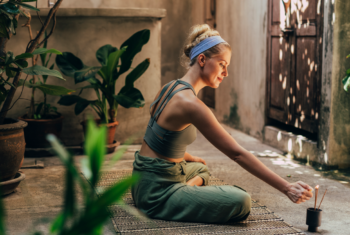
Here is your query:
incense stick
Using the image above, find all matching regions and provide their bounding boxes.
[314,185,319,210]
[317,189,327,210]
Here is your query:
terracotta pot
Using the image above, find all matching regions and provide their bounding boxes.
[0,171,26,196]
[18,115,64,148]
[0,118,27,181]
[81,119,119,145]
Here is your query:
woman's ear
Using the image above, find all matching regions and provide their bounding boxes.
[197,54,206,67]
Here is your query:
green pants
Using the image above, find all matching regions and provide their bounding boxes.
[131,151,251,223]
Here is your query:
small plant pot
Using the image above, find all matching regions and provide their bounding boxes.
[0,171,26,196]
[18,115,64,148]
[306,208,322,232]
[81,119,119,145]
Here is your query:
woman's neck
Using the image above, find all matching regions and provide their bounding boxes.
[180,66,207,96]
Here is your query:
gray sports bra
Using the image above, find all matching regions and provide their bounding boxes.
[143,79,197,159]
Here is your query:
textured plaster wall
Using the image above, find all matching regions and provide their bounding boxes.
[328,0,350,168]
[6,11,163,145]
[34,0,205,86]
[215,0,268,140]
[318,0,335,166]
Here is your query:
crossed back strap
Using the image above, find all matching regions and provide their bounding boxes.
[149,80,196,122]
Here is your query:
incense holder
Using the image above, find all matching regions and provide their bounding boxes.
[306,208,322,232]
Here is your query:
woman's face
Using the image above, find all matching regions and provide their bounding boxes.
[199,46,231,88]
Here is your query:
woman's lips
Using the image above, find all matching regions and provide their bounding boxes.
[217,77,223,82]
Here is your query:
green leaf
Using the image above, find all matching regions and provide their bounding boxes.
[32,48,62,56]
[0,187,5,235]
[107,48,126,81]
[5,51,14,65]
[74,66,101,84]
[22,65,64,80]
[114,87,145,108]
[43,64,54,84]
[342,75,350,92]
[5,65,16,78]
[35,102,44,115]
[75,99,94,115]
[14,59,28,69]
[10,1,40,11]
[84,119,107,187]
[0,9,13,20]
[35,84,75,96]
[0,16,9,39]
[96,44,117,66]
[58,95,82,106]
[15,52,34,60]
[347,54,350,59]
[0,2,20,14]
[119,29,150,75]
[346,69,350,75]
[124,58,150,88]
[55,52,84,78]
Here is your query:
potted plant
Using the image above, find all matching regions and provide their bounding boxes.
[18,35,75,148]
[56,29,150,148]
[0,0,63,194]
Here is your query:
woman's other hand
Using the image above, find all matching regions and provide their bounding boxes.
[190,156,207,165]
[285,181,313,204]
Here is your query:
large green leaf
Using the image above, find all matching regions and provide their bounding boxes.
[124,58,150,88]
[119,29,150,75]
[14,59,28,69]
[58,95,82,106]
[58,95,94,115]
[56,52,84,78]
[74,66,101,84]
[15,52,34,60]
[342,75,350,92]
[84,119,106,187]
[75,99,95,115]
[35,84,75,96]
[0,2,19,14]
[22,65,64,80]
[96,44,117,66]
[32,48,62,56]
[106,48,126,81]
[114,86,145,108]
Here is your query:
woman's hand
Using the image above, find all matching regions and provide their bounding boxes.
[185,155,207,165]
[285,181,313,204]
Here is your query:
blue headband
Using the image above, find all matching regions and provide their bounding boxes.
[190,36,226,60]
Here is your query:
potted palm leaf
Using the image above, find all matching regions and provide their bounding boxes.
[56,29,150,148]
[18,37,74,148]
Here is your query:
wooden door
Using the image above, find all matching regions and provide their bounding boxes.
[266,0,323,133]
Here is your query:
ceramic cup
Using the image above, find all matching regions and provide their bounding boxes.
[306,208,322,232]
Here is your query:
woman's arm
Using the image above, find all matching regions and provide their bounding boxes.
[186,98,312,203]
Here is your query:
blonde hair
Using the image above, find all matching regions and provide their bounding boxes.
[180,24,231,68]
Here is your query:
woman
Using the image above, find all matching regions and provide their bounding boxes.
[132,24,313,223]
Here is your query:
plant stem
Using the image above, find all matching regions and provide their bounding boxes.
[0,0,63,124]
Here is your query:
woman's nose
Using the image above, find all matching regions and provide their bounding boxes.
[223,68,228,77]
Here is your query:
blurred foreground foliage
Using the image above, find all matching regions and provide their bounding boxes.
[0,119,139,235]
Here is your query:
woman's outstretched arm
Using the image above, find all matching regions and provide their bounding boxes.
[186,98,313,203]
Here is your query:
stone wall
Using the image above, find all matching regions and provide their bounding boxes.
[328,0,350,168]
[215,0,268,140]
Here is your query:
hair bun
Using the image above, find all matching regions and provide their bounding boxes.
[183,24,220,58]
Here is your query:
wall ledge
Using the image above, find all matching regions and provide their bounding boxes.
[34,8,166,18]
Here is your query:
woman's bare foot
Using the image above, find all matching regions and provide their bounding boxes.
[186,176,204,186]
